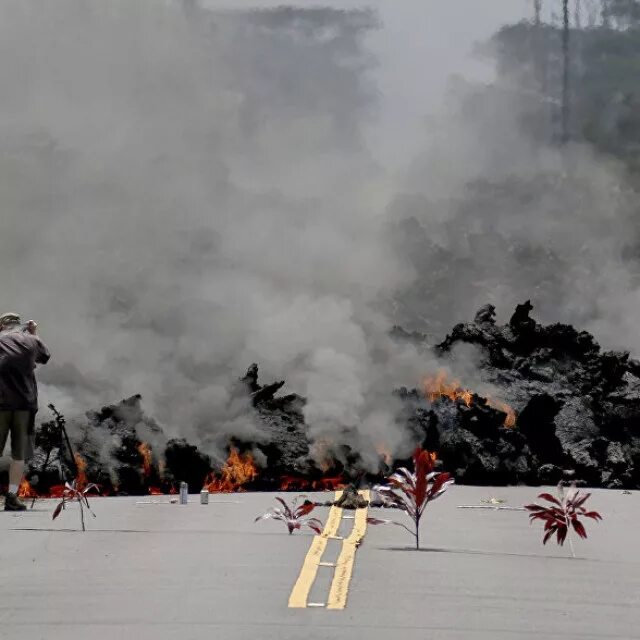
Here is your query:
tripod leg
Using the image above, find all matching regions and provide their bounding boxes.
[31,450,52,508]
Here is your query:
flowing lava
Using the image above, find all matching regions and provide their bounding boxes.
[423,370,516,428]
[278,475,345,492]
[202,447,259,493]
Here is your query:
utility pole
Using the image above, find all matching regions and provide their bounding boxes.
[561,0,570,143]
[602,0,612,29]
[534,0,543,24]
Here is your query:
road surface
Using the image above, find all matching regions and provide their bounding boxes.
[0,486,638,640]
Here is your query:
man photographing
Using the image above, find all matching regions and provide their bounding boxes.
[0,313,50,511]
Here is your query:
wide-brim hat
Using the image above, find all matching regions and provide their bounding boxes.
[0,312,21,326]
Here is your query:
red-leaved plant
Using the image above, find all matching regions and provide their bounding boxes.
[255,496,323,535]
[367,447,454,549]
[525,483,603,557]
[52,480,100,532]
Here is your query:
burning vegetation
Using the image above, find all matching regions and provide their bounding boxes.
[5,301,640,497]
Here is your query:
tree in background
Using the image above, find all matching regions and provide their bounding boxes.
[493,0,640,174]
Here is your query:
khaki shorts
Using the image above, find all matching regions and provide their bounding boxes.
[0,410,32,460]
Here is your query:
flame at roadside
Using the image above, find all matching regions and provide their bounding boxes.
[74,453,88,490]
[16,452,90,499]
[17,478,37,499]
[202,447,259,493]
[137,442,153,477]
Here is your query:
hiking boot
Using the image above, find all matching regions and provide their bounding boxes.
[4,492,27,511]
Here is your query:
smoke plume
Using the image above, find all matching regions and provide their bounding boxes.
[1,0,637,467]
[0,0,419,462]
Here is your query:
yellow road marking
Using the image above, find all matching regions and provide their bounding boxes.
[288,489,370,610]
[326,490,370,610]
[288,491,344,608]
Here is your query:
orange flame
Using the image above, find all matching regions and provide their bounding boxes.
[202,447,258,493]
[45,454,89,496]
[137,442,153,477]
[423,370,516,428]
[490,399,517,428]
[74,453,88,490]
[18,479,37,499]
[311,476,345,491]
[148,487,164,496]
[423,370,473,406]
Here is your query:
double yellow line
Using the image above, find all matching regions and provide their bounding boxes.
[288,490,370,610]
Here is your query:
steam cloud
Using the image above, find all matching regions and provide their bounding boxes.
[1,0,636,465]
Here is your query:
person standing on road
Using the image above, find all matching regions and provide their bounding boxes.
[0,313,50,511]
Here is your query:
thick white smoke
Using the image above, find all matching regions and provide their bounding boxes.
[2,0,637,468]
[389,78,640,353]
[0,0,420,461]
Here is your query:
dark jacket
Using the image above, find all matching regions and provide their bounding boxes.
[0,330,50,411]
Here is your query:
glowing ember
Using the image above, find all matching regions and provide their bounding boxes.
[148,487,164,496]
[311,476,345,491]
[48,484,66,499]
[202,447,258,493]
[137,442,153,477]
[279,475,308,491]
[423,370,516,428]
[278,474,346,492]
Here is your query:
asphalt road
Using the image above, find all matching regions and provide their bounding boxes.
[0,486,638,640]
